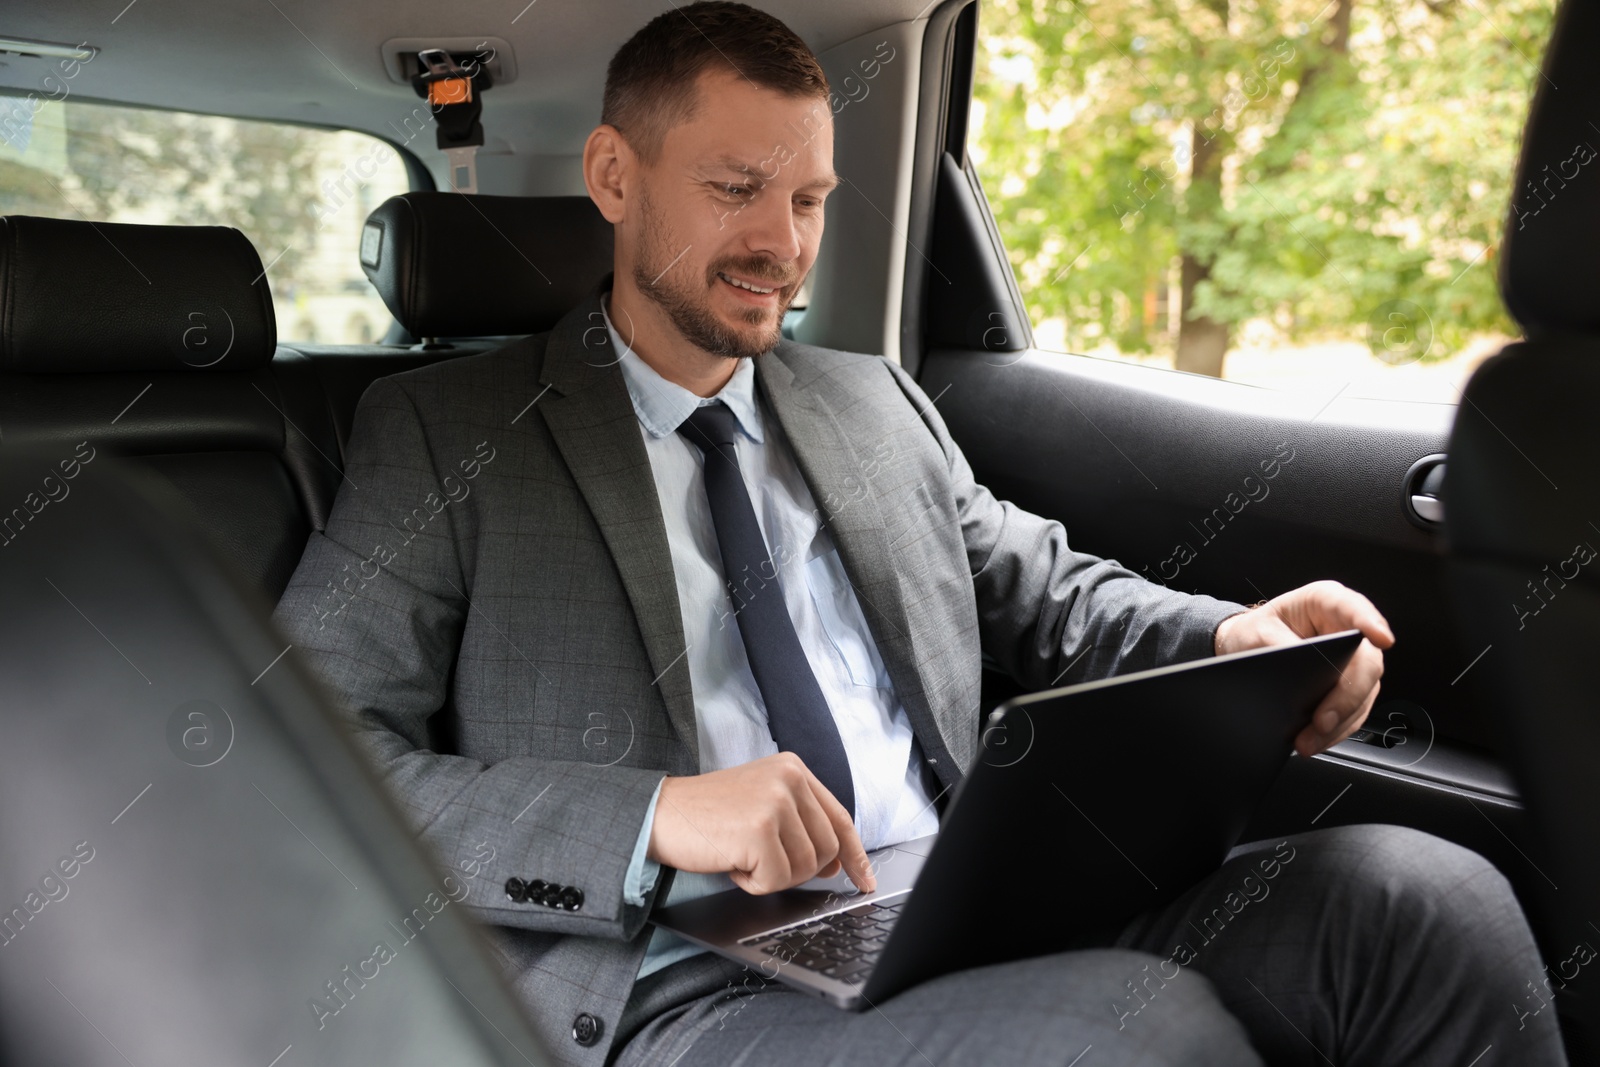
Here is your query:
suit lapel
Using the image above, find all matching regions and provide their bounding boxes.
[754,348,955,783]
[534,291,953,785]
[536,290,701,774]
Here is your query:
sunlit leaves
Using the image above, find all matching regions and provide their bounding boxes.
[971,0,1555,359]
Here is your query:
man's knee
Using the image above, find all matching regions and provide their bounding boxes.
[1012,948,1263,1065]
[1300,823,1502,892]
[1291,823,1524,942]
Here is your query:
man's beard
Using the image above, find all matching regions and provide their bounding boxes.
[632,187,800,360]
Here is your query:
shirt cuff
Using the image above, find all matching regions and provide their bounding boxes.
[623,777,665,907]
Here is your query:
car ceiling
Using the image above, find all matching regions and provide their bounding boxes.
[0,1,932,158]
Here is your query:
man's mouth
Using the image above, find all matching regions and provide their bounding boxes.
[716,270,782,296]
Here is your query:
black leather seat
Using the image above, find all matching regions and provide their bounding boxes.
[0,214,344,598]
[0,191,615,1065]
[0,195,614,601]
[0,445,556,1067]
[307,191,614,451]
[358,191,614,342]
[1444,0,1600,1058]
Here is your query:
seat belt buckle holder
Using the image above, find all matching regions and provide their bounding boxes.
[443,146,479,194]
[410,47,493,195]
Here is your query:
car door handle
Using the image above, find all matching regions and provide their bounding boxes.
[1409,493,1444,523]
[1403,454,1446,528]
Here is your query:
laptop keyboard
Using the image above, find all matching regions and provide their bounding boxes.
[742,898,907,984]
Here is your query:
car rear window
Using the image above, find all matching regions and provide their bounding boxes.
[0,95,410,344]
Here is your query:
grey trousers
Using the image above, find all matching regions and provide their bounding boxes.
[609,824,1569,1066]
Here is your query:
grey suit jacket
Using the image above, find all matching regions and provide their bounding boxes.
[270,286,1246,1065]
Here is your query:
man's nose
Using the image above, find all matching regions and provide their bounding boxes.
[740,189,803,264]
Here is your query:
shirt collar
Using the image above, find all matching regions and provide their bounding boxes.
[602,294,765,444]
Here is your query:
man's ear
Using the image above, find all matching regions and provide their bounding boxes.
[583,124,632,224]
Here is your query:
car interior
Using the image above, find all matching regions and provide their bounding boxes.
[1,0,1594,1062]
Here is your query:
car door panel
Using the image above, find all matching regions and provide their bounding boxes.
[925,342,1561,920]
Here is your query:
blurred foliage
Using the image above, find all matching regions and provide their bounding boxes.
[970,0,1557,373]
[2,99,332,295]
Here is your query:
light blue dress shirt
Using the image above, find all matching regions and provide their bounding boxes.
[600,296,942,981]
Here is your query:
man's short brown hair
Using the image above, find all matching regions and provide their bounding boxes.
[602,2,830,162]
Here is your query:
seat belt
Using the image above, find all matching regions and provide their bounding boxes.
[411,47,492,194]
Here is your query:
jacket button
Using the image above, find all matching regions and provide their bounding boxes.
[560,886,584,911]
[504,877,527,903]
[538,884,563,908]
[572,1011,603,1046]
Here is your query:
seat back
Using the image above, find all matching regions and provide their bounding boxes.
[0,195,617,603]
[0,215,344,598]
[1445,0,1600,1057]
[0,444,553,1066]
[0,215,505,600]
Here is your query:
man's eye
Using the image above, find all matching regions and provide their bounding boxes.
[721,184,755,200]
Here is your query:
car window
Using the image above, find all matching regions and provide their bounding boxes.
[0,96,411,345]
[968,0,1556,405]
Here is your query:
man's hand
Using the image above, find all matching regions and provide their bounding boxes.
[1213,580,1395,758]
[647,751,878,896]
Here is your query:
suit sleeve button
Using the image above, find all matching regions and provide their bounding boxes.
[504,877,527,903]
[560,886,584,911]
[572,1011,603,1046]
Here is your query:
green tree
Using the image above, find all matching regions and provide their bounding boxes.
[972,0,1556,376]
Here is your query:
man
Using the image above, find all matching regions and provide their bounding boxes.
[271,4,1566,1065]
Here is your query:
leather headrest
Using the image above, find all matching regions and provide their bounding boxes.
[1499,0,1600,338]
[0,215,276,372]
[359,193,615,339]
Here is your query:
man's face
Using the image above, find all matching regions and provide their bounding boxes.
[626,67,836,360]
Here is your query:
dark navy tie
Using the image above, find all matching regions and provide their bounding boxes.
[678,400,856,819]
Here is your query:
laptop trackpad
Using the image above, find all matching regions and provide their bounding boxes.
[652,836,935,946]
[794,833,934,893]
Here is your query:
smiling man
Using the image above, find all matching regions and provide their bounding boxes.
[589,36,833,387]
[271,4,1564,1066]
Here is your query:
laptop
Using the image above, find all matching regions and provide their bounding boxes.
[652,628,1364,1010]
